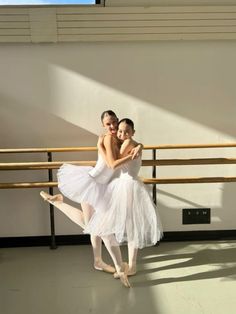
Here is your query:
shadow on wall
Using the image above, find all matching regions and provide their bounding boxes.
[1,42,236,236]
[157,181,236,231]
[0,94,98,149]
[0,94,98,237]
[43,41,236,138]
[1,42,236,139]
[220,182,236,228]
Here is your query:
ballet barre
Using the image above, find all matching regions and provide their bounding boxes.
[1,143,236,249]
[2,157,236,170]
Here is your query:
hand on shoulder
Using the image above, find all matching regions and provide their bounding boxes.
[130,142,142,160]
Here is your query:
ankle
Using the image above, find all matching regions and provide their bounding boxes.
[129,264,136,271]
[94,258,103,266]
[117,262,127,274]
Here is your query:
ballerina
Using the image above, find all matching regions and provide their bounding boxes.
[40,111,142,287]
[84,118,163,278]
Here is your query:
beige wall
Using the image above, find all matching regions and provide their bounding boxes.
[0,39,236,237]
[106,0,236,6]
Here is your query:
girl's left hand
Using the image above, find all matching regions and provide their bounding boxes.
[130,147,139,159]
[131,144,143,160]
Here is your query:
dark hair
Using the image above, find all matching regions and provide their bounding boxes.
[118,118,134,130]
[101,110,118,122]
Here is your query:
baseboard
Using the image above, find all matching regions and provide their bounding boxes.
[0,234,90,248]
[163,230,236,241]
[1,230,236,248]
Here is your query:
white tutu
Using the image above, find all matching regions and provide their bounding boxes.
[57,155,115,209]
[84,157,163,249]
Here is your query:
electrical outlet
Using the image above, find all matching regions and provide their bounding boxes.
[182,208,211,224]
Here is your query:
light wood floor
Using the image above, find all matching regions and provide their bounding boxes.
[1,240,236,314]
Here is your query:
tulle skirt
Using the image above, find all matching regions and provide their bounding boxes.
[84,174,163,249]
[57,164,107,209]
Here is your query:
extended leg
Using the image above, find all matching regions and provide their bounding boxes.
[40,191,85,228]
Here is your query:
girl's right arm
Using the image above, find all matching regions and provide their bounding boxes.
[119,139,135,157]
[102,135,133,169]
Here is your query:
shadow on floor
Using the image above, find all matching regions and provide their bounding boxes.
[133,241,236,287]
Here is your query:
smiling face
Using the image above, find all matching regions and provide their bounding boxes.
[117,121,135,141]
[102,114,118,135]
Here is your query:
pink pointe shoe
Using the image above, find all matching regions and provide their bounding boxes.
[117,263,131,288]
[113,268,136,279]
[94,262,116,274]
[40,191,63,204]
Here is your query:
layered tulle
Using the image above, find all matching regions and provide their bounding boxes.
[58,156,163,249]
[57,163,107,209]
[84,161,163,249]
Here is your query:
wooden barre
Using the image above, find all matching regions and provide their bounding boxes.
[0,182,58,189]
[1,176,236,189]
[143,177,236,184]
[1,158,236,170]
[0,147,98,153]
[143,158,236,166]
[144,143,236,150]
[1,142,236,154]
[0,161,97,170]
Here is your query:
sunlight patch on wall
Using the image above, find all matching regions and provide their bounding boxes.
[46,64,236,228]
[47,64,235,145]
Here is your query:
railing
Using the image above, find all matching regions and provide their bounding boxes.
[1,143,236,248]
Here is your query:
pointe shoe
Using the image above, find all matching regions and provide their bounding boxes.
[113,268,136,279]
[94,263,116,274]
[40,191,63,203]
[118,263,131,288]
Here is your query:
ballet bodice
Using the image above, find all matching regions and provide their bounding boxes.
[89,154,115,184]
[119,156,141,179]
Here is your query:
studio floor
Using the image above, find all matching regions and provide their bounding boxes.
[1,240,236,314]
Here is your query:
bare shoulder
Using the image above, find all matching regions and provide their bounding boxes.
[122,139,135,149]
[122,138,132,145]
[103,134,118,147]
[103,134,113,143]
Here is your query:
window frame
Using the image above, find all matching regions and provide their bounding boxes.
[0,0,103,5]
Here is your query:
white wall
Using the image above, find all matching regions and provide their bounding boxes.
[1,40,236,237]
